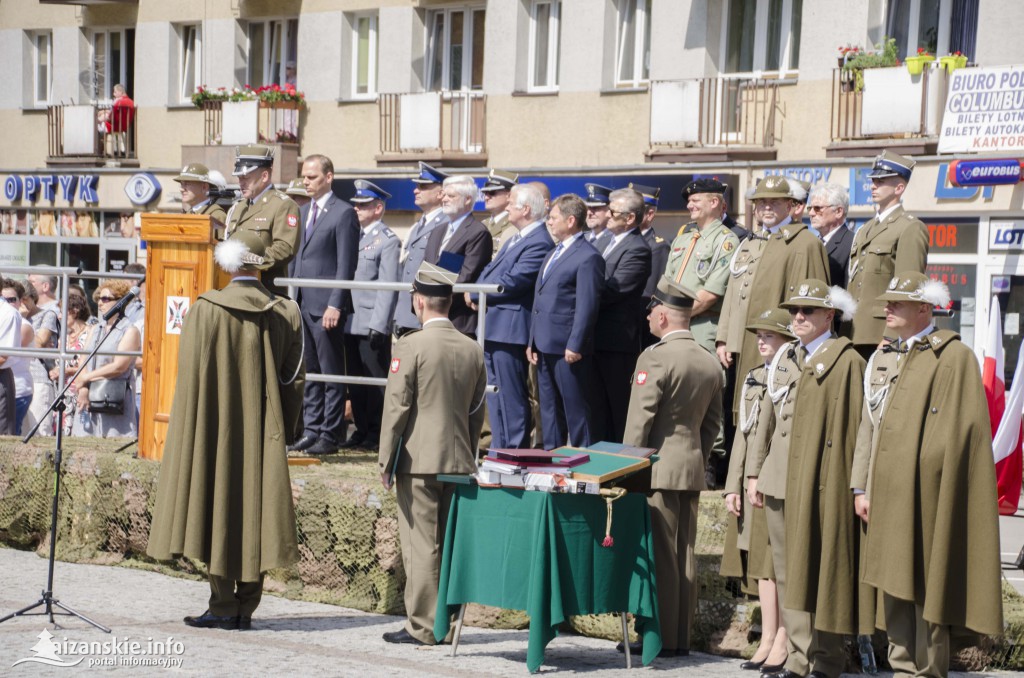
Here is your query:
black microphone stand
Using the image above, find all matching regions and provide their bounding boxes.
[0,304,134,632]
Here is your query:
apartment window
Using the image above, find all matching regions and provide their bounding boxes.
[885,0,978,60]
[91,28,134,101]
[724,0,802,75]
[425,7,486,91]
[178,24,202,103]
[615,0,651,87]
[352,14,378,98]
[248,19,298,87]
[529,0,561,91]
[32,31,52,106]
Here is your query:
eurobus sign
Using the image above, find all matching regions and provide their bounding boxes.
[947,158,1023,187]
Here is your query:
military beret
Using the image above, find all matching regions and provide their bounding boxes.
[683,178,727,198]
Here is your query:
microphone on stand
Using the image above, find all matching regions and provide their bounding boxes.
[102,286,140,321]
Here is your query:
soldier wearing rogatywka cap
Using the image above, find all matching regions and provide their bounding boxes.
[855,272,1001,677]
[847,150,929,355]
[223,144,301,297]
[583,183,614,252]
[621,276,723,659]
[750,278,863,678]
[480,168,519,255]
[378,260,486,647]
[284,177,310,208]
[174,163,227,222]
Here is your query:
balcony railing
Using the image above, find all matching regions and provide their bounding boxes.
[200,100,302,148]
[46,103,138,165]
[830,66,947,146]
[648,77,779,158]
[377,91,486,165]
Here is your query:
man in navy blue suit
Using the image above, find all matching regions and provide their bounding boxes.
[423,175,492,337]
[288,154,360,456]
[527,194,605,450]
[592,188,652,442]
[468,183,554,449]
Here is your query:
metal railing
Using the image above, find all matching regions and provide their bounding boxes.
[378,92,487,155]
[46,103,138,161]
[649,77,779,149]
[829,66,945,142]
[201,100,302,146]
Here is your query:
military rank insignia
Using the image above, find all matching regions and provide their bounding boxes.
[635,371,648,385]
[287,215,298,227]
[390,358,401,373]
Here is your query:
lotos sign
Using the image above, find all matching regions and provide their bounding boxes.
[4,174,99,204]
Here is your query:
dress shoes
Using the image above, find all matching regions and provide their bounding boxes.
[763,670,805,678]
[361,436,379,450]
[759,662,786,674]
[382,628,425,645]
[288,433,318,452]
[183,610,239,630]
[339,432,367,449]
[740,657,766,670]
[239,617,252,631]
[306,437,339,456]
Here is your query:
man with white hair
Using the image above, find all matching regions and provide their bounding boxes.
[751,279,863,678]
[806,183,853,288]
[422,174,492,337]
[856,272,1001,677]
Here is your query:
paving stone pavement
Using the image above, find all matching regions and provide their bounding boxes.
[0,548,1012,677]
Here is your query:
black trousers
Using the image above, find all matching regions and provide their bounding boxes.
[343,333,390,439]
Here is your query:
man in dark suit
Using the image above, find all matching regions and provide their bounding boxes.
[527,194,605,450]
[288,154,360,456]
[630,182,670,348]
[583,183,614,252]
[807,183,853,289]
[591,187,651,442]
[468,183,554,449]
[394,162,450,337]
[423,174,492,337]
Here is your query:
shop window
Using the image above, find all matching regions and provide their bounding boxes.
[177,23,202,104]
[615,0,650,87]
[248,19,298,87]
[90,28,135,101]
[885,0,978,61]
[425,6,486,91]
[528,0,561,92]
[724,0,802,75]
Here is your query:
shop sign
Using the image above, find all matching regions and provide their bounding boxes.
[3,174,99,204]
[763,166,833,185]
[933,163,995,200]
[924,218,978,254]
[939,65,1024,153]
[948,158,1024,187]
[990,220,1024,251]
[124,173,161,206]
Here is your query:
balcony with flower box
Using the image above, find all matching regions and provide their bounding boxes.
[180,85,304,184]
[645,77,780,163]
[376,91,487,167]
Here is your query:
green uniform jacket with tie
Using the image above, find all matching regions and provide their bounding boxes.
[225,189,301,291]
[194,200,227,224]
[847,205,929,346]
[716,233,767,354]
[862,330,1003,637]
[781,335,865,636]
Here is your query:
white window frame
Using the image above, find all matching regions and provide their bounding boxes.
[886,0,953,60]
[528,0,561,93]
[425,6,486,92]
[90,28,129,101]
[615,0,650,88]
[177,23,202,104]
[31,31,53,106]
[721,0,801,77]
[351,13,378,99]
[247,18,298,87]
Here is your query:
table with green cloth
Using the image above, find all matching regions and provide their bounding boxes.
[434,485,662,672]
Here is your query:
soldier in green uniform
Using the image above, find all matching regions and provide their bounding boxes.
[174,163,227,223]
[224,144,301,296]
[622,276,723,659]
[847,151,929,356]
[284,177,311,208]
[480,168,519,255]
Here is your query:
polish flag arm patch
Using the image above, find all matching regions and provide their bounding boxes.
[287,214,298,227]
[635,371,648,385]
[390,358,401,373]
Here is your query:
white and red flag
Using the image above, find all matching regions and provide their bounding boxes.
[984,296,1024,515]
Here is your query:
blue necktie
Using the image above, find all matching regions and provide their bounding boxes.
[543,242,565,281]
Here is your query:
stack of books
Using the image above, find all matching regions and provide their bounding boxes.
[476,449,589,490]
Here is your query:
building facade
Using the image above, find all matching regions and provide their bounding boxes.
[0,0,1022,376]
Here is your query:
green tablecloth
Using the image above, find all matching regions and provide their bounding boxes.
[434,485,662,672]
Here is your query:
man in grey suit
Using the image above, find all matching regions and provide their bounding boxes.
[807,182,853,289]
[288,154,360,456]
[342,180,401,450]
[393,162,450,338]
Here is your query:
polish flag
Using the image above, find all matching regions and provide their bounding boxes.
[984,296,1024,515]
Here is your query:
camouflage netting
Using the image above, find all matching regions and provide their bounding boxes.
[0,438,1020,671]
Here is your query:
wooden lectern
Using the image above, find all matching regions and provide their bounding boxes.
[138,214,229,461]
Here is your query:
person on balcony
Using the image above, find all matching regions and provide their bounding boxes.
[96,84,135,156]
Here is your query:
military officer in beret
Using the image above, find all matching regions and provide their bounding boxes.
[622,277,722,658]
[857,272,1002,677]
[847,151,929,356]
[480,168,519,255]
[379,262,486,646]
[393,162,450,337]
[174,163,227,222]
[750,279,863,678]
[342,180,401,450]
[224,144,301,297]
[583,183,614,252]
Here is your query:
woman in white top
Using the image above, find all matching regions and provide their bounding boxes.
[1,279,35,435]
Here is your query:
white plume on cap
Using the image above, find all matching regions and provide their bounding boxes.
[789,182,808,202]
[829,285,857,321]
[214,238,264,273]
[916,279,951,308]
